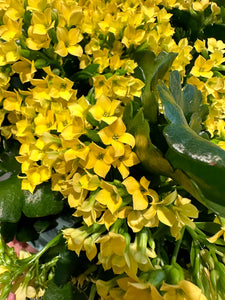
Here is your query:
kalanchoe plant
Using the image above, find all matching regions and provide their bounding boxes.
[1,0,225,299]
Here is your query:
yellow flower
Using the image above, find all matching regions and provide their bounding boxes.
[95,181,122,214]
[30,7,55,36]
[143,190,177,227]
[0,16,22,41]
[26,26,50,50]
[124,281,163,300]
[74,193,101,226]
[3,90,22,111]
[88,95,121,125]
[98,118,135,157]
[190,55,214,78]
[55,27,83,57]
[122,25,145,48]
[12,58,36,83]
[123,176,151,210]
[194,39,206,53]
[106,144,139,179]
[83,142,113,178]
[171,195,199,240]
[192,0,210,11]
[160,280,207,300]
[62,227,89,255]
[26,165,51,191]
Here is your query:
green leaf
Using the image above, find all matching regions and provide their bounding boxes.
[168,71,208,132]
[0,175,24,222]
[123,102,174,176]
[43,281,74,300]
[22,182,64,218]
[196,222,221,235]
[134,50,177,123]
[158,80,225,216]
[71,64,99,80]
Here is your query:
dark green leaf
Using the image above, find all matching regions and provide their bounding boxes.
[196,222,221,235]
[158,80,225,216]
[0,175,23,222]
[43,281,74,300]
[72,64,99,80]
[134,50,177,123]
[22,182,64,218]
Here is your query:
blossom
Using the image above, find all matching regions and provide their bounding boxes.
[12,58,36,83]
[55,27,83,57]
[95,181,122,214]
[123,176,151,210]
[88,95,121,125]
[98,118,135,157]
[190,55,214,78]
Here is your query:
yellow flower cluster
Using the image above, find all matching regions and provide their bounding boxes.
[0,0,224,298]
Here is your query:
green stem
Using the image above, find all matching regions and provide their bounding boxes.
[22,232,63,265]
[171,227,185,264]
[88,283,97,300]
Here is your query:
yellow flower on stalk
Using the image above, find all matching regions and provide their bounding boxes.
[74,193,101,226]
[95,180,122,214]
[62,227,90,255]
[123,176,151,211]
[171,195,199,240]
[98,118,135,157]
[55,27,83,57]
[160,280,207,300]
[190,55,214,78]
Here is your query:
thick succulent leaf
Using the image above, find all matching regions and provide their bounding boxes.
[169,71,208,132]
[0,175,24,222]
[22,182,64,218]
[134,50,177,123]
[158,81,225,216]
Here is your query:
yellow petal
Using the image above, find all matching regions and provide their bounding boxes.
[133,190,148,210]
[119,132,135,148]
[68,44,83,57]
[157,207,175,227]
[207,229,224,243]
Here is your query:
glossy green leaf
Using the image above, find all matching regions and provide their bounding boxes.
[43,281,74,300]
[158,80,225,216]
[0,175,24,222]
[134,50,177,123]
[22,182,64,218]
